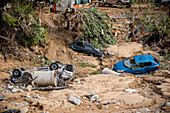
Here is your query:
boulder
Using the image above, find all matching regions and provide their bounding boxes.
[68,94,81,106]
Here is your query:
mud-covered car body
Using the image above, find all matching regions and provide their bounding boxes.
[10,61,77,86]
[69,40,103,57]
[112,55,160,74]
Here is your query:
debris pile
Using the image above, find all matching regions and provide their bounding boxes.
[1,61,77,94]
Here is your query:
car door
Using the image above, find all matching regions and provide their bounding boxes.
[84,43,95,55]
[130,63,144,74]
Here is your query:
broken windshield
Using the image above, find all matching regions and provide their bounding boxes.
[123,57,136,68]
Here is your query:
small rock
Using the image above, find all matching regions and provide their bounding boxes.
[164,102,170,106]
[97,104,103,109]
[39,97,46,99]
[140,108,151,112]
[117,102,120,105]
[111,100,115,104]
[85,91,96,97]
[102,100,111,105]
[33,94,40,98]
[96,98,102,102]
[80,78,86,82]
[83,97,86,99]
[89,104,93,106]
[91,108,94,110]
[77,81,81,84]
[68,94,81,106]
[114,106,119,108]
[26,85,32,91]
[77,96,81,99]
[7,85,13,90]
[95,102,99,106]
[21,106,29,113]
[69,107,74,110]
[105,105,109,109]
[26,93,32,98]
[86,106,90,109]
[123,88,138,93]
[90,95,99,102]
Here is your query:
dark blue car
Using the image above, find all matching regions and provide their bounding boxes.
[69,40,103,57]
[112,55,160,74]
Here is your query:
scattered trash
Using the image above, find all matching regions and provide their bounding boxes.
[69,39,103,58]
[2,109,21,113]
[139,108,151,112]
[102,68,120,75]
[161,102,170,112]
[112,55,160,75]
[0,97,5,101]
[68,94,82,106]
[32,86,69,90]
[123,88,138,93]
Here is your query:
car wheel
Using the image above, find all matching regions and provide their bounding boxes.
[50,63,59,70]
[12,69,21,77]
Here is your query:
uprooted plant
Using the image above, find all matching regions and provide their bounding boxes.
[0,4,47,60]
[58,7,117,50]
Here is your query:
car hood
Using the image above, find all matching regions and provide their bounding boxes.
[114,60,128,73]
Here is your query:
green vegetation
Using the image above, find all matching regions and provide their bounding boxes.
[136,5,170,39]
[160,54,170,70]
[91,70,102,75]
[78,62,97,68]
[31,55,52,67]
[160,62,170,70]
[2,4,47,46]
[81,7,117,50]
[164,54,170,61]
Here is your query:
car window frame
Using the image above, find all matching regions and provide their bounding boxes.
[131,62,152,70]
[84,43,95,52]
[76,41,84,48]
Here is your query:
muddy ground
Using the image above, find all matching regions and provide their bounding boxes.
[0,4,170,113]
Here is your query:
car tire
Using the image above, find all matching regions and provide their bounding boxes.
[50,63,59,70]
[12,69,21,77]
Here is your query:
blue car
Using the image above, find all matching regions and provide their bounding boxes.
[112,55,160,74]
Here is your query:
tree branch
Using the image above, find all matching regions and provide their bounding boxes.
[0,35,10,41]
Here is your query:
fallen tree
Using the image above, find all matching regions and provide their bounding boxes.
[59,7,117,50]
